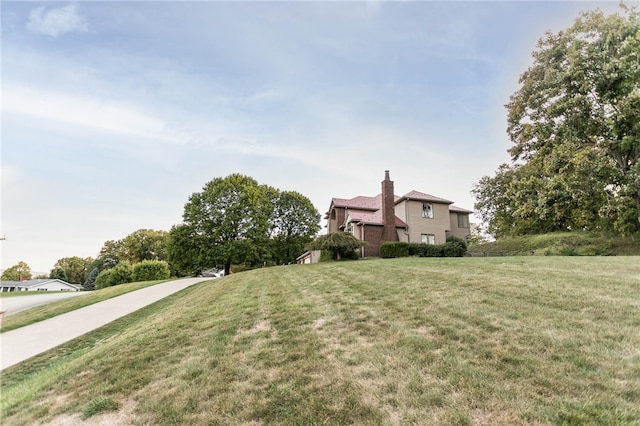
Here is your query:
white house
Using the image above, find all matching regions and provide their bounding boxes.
[0,279,82,292]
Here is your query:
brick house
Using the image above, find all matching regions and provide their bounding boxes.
[325,171,473,257]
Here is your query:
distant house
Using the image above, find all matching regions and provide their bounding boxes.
[0,279,82,293]
[325,171,473,258]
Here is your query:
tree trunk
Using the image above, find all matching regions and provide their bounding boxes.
[224,260,232,276]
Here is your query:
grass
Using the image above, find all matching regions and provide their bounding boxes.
[468,231,640,256]
[0,280,168,332]
[1,257,639,425]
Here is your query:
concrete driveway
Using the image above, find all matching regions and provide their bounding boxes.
[0,277,213,370]
[1,292,86,316]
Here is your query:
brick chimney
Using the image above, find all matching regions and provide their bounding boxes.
[381,170,398,242]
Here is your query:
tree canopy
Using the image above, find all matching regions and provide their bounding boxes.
[168,174,321,275]
[50,256,93,284]
[1,261,32,281]
[473,5,640,237]
[307,232,365,260]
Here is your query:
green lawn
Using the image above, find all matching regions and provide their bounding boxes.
[2,257,639,425]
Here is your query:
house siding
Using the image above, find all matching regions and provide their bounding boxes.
[327,206,347,233]
[398,200,451,244]
[447,213,471,240]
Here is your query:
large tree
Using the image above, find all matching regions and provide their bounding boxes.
[171,174,276,275]
[169,175,322,274]
[121,229,169,263]
[474,5,640,237]
[1,261,32,281]
[50,256,93,284]
[269,190,321,264]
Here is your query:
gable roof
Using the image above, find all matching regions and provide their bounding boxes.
[346,210,408,228]
[331,195,384,211]
[397,190,453,205]
[449,205,474,214]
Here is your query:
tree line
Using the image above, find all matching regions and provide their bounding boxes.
[2,174,321,288]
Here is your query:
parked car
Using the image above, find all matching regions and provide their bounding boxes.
[200,268,224,278]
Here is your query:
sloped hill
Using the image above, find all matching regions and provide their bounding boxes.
[2,257,639,425]
[468,232,640,256]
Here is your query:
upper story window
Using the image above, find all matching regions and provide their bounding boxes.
[422,203,433,219]
[457,214,469,228]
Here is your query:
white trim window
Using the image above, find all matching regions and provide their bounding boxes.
[421,234,436,245]
[422,203,433,219]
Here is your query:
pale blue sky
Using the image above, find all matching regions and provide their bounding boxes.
[1,1,625,272]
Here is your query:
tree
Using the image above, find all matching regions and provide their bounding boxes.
[49,267,68,281]
[307,232,365,260]
[121,229,169,263]
[174,174,276,276]
[269,191,321,264]
[166,223,206,276]
[474,5,640,237]
[50,256,93,284]
[95,239,125,271]
[1,261,32,281]
[84,267,99,291]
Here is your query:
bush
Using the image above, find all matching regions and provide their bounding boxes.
[380,242,409,258]
[443,237,468,257]
[407,239,466,258]
[408,243,443,257]
[95,262,133,289]
[132,260,171,282]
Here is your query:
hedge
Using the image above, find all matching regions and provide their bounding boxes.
[380,242,409,258]
[132,260,171,282]
[383,237,467,258]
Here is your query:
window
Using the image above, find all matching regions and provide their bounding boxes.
[422,203,433,219]
[457,214,469,228]
[346,221,354,235]
[421,234,436,245]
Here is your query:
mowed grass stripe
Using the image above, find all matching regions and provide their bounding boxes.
[1,257,639,425]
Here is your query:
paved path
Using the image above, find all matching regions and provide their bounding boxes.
[0,277,212,370]
[1,292,86,316]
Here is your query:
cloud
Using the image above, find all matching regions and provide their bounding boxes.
[3,84,180,144]
[27,4,88,37]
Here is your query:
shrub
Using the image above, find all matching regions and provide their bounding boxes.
[443,236,468,257]
[132,260,171,282]
[380,242,409,258]
[95,262,133,289]
[307,232,365,260]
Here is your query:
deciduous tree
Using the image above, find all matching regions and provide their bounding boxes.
[307,232,365,260]
[474,5,640,236]
[1,261,32,281]
[173,174,275,275]
[270,191,321,264]
[51,256,93,284]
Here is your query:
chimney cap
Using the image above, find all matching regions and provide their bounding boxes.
[384,170,390,180]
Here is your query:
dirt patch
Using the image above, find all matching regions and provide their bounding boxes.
[43,399,136,426]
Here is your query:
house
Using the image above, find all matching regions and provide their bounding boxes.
[325,171,473,258]
[0,279,82,293]
[296,250,322,264]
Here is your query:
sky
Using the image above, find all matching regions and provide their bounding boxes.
[1,0,628,273]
